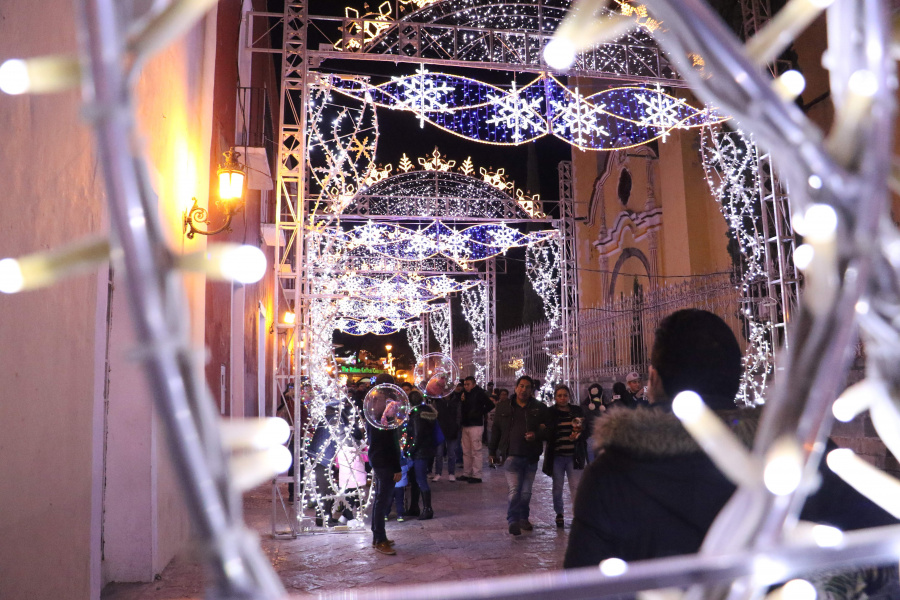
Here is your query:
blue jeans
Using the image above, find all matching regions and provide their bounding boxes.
[504,456,538,524]
[433,438,460,476]
[552,455,582,515]
[413,458,431,492]
[371,467,395,543]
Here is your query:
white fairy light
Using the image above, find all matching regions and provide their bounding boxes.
[0,258,25,294]
[832,379,881,423]
[673,391,762,488]
[827,448,900,518]
[599,558,628,576]
[763,436,804,496]
[811,524,844,548]
[773,70,806,101]
[793,244,815,270]
[543,38,577,70]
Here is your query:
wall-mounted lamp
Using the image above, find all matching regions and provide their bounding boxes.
[184,148,246,239]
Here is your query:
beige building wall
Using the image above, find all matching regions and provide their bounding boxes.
[0,3,216,597]
[573,121,732,311]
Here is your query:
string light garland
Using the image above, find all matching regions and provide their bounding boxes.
[306,87,379,204]
[327,73,725,150]
[525,239,565,403]
[406,320,425,366]
[324,0,679,84]
[322,220,557,265]
[462,281,488,384]
[429,302,452,355]
[353,148,545,219]
[700,124,774,406]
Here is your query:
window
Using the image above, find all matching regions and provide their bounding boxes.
[617,168,632,207]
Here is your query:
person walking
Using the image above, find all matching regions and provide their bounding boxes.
[459,376,494,483]
[543,384,587,528]
[488,375,549,535]
[432,385,461,482]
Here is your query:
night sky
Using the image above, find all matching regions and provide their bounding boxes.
[263,1,573,371]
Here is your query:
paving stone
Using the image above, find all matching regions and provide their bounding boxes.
[102,459,572,598]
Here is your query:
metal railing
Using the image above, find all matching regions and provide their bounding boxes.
[456,273,744,390]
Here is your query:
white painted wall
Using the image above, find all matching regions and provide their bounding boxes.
[102,7,217,586]
[0,1,105,597]
[0,2,216,597]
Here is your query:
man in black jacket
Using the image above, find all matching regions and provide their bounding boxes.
[366,374,403,555]
[459,376,494,483]
[489,375,548,535]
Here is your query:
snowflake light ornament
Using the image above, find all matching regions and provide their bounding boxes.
[550,87,609,146]
[485,81,547,143]
[635,85,688,142]
[390,66,455,128]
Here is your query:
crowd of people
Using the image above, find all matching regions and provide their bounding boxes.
[288,308,897,595]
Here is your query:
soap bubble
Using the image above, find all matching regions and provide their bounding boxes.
[414,353,460,398]
[363,384,410,430]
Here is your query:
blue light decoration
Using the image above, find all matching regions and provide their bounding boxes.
[327,72,726,150]
[335,317,413,336]
[326,220,557,264]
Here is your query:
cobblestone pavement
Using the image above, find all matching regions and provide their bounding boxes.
[102,459,574,599]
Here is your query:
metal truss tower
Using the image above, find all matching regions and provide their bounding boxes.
[557,161,580,390]
[740,0,801,352]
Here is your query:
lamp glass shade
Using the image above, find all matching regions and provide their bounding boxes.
[219,170,244,201]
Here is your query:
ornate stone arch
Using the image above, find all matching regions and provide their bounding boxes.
[608,247,652,299]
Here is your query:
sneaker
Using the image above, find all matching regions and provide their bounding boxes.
[457,475,470,482]
[508,522,522,536]
[397,515,405,522]
[338,514,348,525]
[448,474,456,482]
[432,475,442,482]
[467,477,482,484]
[556,514,564,528]
[519,519,533,531]
[374,541,396,555]
[371,539,395,547]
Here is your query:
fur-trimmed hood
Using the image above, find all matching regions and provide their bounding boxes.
[591,405,760,457]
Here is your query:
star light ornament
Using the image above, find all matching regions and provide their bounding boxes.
[485,81,547,143]
[391,66,455,128]
[635,85,689,142]
[550,87,609,146]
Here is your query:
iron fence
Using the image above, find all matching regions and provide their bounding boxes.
[455,273,745,393]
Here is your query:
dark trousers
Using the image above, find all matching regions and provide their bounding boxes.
[371,467,395,543]
[413,458,431,492]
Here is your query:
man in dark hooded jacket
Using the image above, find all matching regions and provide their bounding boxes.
[564,309,896,569]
